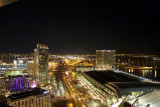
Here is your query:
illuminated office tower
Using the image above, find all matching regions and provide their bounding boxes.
[34,43,49,83]
[26,60,34,77]
[13,59,27,69]
[0,0,18,7]
[96,50,116,70]
[34,49,38,79]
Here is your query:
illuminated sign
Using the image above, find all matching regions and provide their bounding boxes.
[31,80,37,88]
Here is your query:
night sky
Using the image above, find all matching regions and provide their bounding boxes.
[0,1,160,54]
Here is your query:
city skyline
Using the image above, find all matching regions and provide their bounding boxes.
[1,44,160,107]
[0,1,160,54]
[1,1,160,106]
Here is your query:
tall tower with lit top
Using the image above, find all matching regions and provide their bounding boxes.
[96,50,116,70]
[34,43,49,83]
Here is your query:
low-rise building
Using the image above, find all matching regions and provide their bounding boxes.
[7,88,51,107]
[0,70,30,96]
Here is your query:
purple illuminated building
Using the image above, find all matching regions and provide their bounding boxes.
[9,75,30,93]
[0,71,31,96]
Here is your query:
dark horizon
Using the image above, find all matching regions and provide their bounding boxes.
[0,50,160,56]
[0,1,160,55]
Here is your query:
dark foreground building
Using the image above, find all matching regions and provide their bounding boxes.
[7,88,51,107]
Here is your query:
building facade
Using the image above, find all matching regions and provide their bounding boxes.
[26,60,34,78]
[34,43,49,83]
[96,50,116,70]
[7,88,51,107]
[0,71,7,96]
[0,71,30,96]
[9,75,30,93]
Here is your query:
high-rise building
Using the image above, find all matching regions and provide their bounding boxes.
[96,50,116,70]
[34,43,49,83]
[7,88,51,107]
[26,60,34,77]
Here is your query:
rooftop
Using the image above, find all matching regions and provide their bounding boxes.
[85,71,140,84]
[8,88,49,100]
[85,71,160,97]
[125,90,160,107]
[108,82,160,89]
